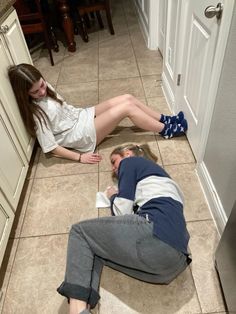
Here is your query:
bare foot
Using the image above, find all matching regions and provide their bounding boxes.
[69,298,87,314]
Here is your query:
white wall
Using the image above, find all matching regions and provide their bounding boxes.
[133,0,159,49]
[202,3,236,224]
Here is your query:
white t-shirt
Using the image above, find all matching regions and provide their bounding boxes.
[34,95,96,154]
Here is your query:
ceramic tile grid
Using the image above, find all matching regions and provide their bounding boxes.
[0,0,226,313]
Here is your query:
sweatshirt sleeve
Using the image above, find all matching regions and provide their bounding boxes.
[110,159,137,216]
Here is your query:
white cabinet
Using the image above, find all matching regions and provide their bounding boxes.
[0,8,34,266]
[0,98,28,211]
[0,8,34,161]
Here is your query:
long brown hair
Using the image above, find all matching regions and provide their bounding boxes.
[8,63,63,136]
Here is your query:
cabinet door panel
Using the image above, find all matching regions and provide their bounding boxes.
[3,10,32,64]
[0,101,28,210]
[0,10,34,161]
[0,192,14,267]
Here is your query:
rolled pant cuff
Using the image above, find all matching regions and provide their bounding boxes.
[57,281,100,308]
[88,289,100,309]
[57,281,90,302]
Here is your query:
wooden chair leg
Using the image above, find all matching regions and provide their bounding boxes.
[96,11,104,29]
[105,9,114,34]
[48,48,54,66]
[84,13,91,28]
[105,0,114,35]
[43,30,54,66]
[49,26,59,52]
[77,15,89,42]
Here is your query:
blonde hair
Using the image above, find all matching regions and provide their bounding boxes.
[110,143,158,163]
[110,143,158,181]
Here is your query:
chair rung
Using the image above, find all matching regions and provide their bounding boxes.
[21,24,44,34]
[79,5,104,15]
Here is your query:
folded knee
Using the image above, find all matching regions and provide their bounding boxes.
[122,93,135,103]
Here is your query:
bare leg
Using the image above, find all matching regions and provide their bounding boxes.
[70,298,87,314]
[94,94,165,144]
[95,94,162,121]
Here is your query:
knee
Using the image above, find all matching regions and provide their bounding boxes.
[122,93,135,103]
[121,94,136,108]
[70,222,83,235]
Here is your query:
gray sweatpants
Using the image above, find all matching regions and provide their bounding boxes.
[57,215,188,308]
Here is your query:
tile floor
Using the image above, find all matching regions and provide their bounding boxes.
[0,1,226,313]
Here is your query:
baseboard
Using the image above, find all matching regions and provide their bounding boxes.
[197,161,227,235]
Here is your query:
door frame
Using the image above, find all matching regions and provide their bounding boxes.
[175,0,235,163]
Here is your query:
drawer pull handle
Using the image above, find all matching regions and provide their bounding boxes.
[0,25,9,33]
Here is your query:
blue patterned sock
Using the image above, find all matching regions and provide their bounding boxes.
[160,111,184,125]
[159,118,188,139]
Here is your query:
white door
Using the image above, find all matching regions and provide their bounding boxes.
[176,0,233,161]
[158,0,167,56]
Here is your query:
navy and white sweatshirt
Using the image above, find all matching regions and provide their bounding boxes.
[110,157,190,256]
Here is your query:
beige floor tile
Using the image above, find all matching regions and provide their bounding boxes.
[107,9,127,25]
[56,81,98,107]
[125,13,139,27]
[133,41,163,59]
[2,235,68,314]
[98,207,112,218]
[62,45,99,65]
[26,147,40,180]
[20,173,99,237]
[99,171,117,193]
[34,60,62,87]
[142,75,163,97]
[98,11,129,38]
[58,63,98,85]
[99,35,134,60]
[129,24,145,38]
[33,40,66,65]
[99,25,129,43]
[188,221,225,313]
[158,137,195,165]
[99,57,139,80]
[137,57,163,76]
[147,96,171,115]
[165,163,212,222]
[35,151,98,179]
[98,133,161,172]
[0,238,19,313]
[75,31,99,47]
[99,77,145,101]
[99,266,201,314]
[117,117,138,128]
[10,179,34,239]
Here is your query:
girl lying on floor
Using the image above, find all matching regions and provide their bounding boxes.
[57,143,191,314]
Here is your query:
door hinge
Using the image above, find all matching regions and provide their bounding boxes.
[177,74,181,86]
